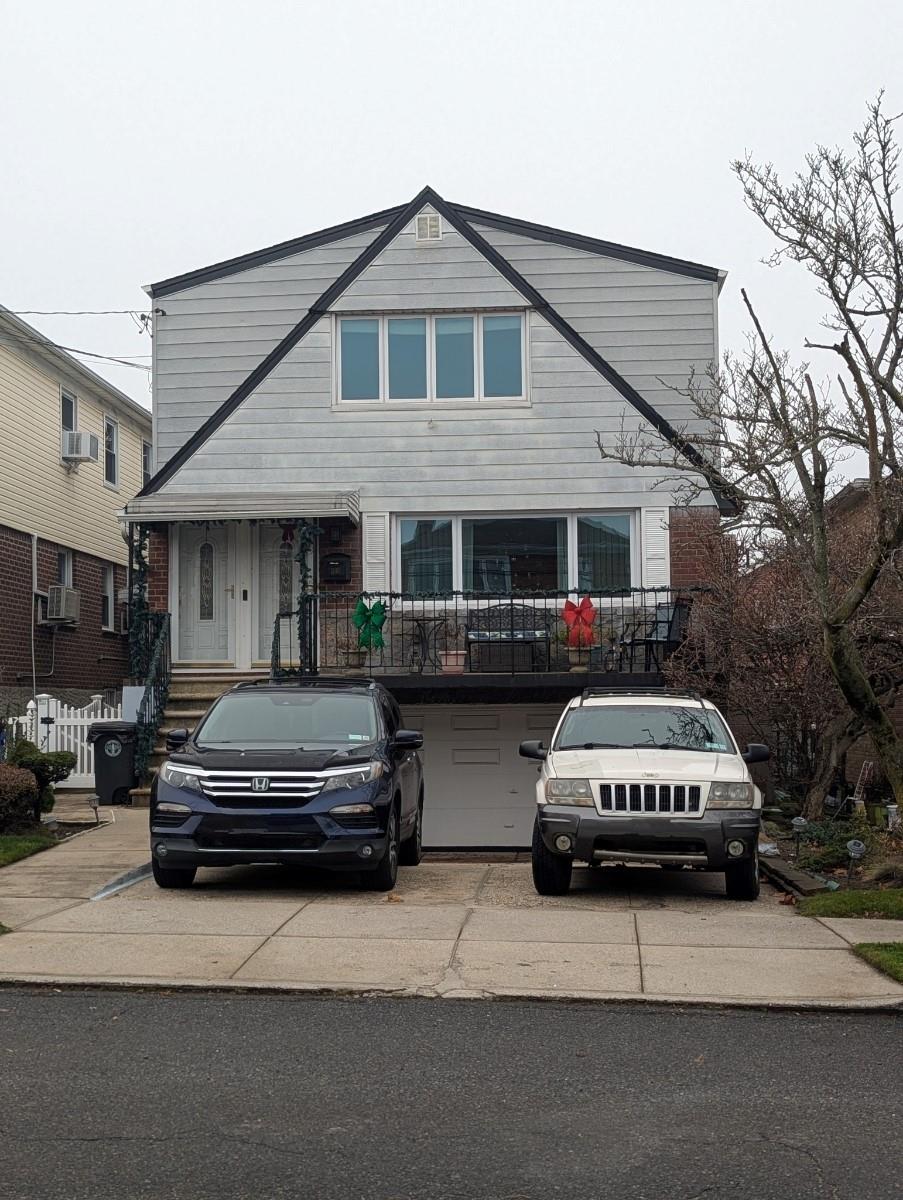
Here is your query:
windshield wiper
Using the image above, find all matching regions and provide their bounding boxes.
[559,742,624,750]
[635,742,709,752]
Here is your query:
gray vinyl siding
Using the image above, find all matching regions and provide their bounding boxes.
[152,227,386,468]
[332,209,526,312]
[152,206,719,511]
[157,311,711,511]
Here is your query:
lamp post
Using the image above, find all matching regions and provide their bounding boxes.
[846,838,866,882]
[791,816,808,859]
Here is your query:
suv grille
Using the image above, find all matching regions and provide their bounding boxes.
[598,783,702,814]
[198,772,325,807]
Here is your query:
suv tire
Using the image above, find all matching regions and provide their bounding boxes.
[363,806,399,892]
[531,819,572,896]
[399,792,423,867]
[725,850,759,901]
[152,859,196,889]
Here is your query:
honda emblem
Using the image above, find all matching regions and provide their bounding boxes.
[251,777,270,793]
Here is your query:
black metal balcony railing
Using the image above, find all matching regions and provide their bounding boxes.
[271,589,692,679]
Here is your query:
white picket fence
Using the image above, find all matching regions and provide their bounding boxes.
[4,693,122,788]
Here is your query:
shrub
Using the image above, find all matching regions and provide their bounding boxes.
[798,817,879,871]
[6,740,77,814]
[0,764,40,832]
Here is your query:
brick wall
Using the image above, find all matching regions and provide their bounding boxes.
[317,519,362,595]
[669,506,722,587]
[146,527,170,612]
[0,523,128,690]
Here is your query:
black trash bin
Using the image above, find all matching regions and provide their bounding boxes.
[87,721,139,806]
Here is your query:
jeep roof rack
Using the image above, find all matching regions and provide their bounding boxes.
[579,686,704,705]
[232,676,377,691]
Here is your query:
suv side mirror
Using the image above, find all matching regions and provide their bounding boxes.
[165,728,190,752]
[393,729,423,751]
[742,743,770,765]
[519,740,547,761]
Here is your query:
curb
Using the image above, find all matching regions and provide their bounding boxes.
[759,856,828,897]
[89,862,152,901]
[0,974,900,1014]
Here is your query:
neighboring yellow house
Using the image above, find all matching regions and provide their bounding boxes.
[0,303,152,699]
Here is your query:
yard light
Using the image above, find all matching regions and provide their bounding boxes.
[791,816,808,858]
[846,838,866,881]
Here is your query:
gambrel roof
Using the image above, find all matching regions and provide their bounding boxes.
[139,186,735,512]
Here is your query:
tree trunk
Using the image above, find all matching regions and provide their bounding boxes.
[823,624,903,805]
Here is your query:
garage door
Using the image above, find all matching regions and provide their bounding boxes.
[401,704,563,849]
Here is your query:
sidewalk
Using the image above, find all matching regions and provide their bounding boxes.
[0,811,900,1009]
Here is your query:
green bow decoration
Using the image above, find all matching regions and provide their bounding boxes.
[352,599,387,650]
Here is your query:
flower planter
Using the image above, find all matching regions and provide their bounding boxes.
[340,648,368,670]
[440,649,466,674]
[567,646,593,672]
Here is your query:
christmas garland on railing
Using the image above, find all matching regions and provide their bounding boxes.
[128,525,150,679]
[295,520,322,673]
[134,613,171,782]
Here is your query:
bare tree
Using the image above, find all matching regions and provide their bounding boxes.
[597,97,903,805]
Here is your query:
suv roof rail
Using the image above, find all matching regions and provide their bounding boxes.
[232,676,378,691]
[579,686,704,704]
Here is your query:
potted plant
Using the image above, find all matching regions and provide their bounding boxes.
[439,648,466,674]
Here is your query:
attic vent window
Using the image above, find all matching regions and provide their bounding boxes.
[416,213,441,242]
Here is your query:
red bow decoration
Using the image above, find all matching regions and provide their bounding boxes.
[562,595,597,647]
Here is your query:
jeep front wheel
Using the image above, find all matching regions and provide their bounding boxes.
[531,819,572,896]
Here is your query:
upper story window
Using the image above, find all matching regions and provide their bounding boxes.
[337,312,526,405]
[56,548,73,587]
[60,390,76,433]
[142,440,153,486]
[104,417,119,487]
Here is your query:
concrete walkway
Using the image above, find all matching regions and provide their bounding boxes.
[0,809,900,1008]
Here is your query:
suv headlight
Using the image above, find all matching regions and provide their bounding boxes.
[707,782,754,808]
[159,762,202,793]
[544,778,594,806]
[321,763,383,792]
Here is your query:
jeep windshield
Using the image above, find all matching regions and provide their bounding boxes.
[555,705,735,753]
[194,692,380,748]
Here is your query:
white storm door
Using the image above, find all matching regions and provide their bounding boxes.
[257,525,300,664]
[177,524,233,662]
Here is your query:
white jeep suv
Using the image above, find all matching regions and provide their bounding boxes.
[519,689,769,901]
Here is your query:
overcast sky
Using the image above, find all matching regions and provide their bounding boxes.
[2,0,900,407]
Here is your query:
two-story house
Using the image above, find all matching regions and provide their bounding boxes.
[125,187,728,845]
[0,304,152,707]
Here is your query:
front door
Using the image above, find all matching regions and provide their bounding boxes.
[257,525,300,665]
[178,524,232,662]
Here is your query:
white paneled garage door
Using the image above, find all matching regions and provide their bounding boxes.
[401,704,563,849]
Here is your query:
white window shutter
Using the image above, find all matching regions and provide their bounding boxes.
[362,513,390,592]
[641,508,670,588]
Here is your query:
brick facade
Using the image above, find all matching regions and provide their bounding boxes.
[668,505,721,587]
[146,528,170,612]
[0,523,128,691]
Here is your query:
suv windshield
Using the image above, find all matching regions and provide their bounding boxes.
[195,691,379,747]
[555,704,735,753]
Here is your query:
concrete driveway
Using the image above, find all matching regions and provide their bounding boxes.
[0,808,900,1008]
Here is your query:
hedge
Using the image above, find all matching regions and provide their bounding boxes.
[0,764,40,833]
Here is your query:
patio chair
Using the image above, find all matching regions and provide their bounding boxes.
[465,603,555,673]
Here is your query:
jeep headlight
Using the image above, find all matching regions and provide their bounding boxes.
[159,762,202,793]
[544,778,594,806]
[707,782,754,808]
[321,763,383,792]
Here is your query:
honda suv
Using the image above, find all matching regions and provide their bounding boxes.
[520,689,769,901]
[150,679,424,892]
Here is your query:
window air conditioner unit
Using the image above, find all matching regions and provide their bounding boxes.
[46,585,80,624]
[61,430,100,463]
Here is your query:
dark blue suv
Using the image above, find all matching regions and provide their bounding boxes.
[150,679,424,892]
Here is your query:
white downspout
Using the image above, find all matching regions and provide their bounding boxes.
[30,533,38,703]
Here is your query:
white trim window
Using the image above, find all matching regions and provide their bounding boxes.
[142,440,153,486]
[395,513,636,594]
[56,547,73,587]
[103,416,119,487]
[336,312,527,405]
[61,389,77,434]
[101,564,115,630]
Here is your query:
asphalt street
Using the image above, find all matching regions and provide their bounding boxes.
[1,989,900,1200]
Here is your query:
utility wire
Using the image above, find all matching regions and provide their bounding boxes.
[0,329,151,371]
[6,308,150,316]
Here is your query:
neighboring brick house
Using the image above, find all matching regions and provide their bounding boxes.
[0,304,152,708]
[126,187,728,846]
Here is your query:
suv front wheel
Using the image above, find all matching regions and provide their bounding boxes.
[725,850,759,901]
[152,859,196,889]
[531,818,572,896]
[363,806,399,892]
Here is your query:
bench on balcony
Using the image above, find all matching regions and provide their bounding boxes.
[465,603,556,673]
